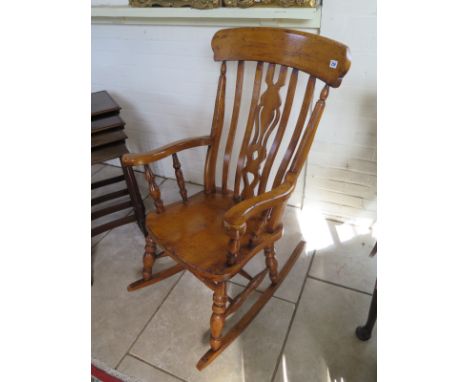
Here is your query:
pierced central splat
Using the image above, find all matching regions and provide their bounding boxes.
[241,64,288,199]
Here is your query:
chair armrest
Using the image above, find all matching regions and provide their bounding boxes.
[122,135,212,166]
[223,173,296,265]
[223,174,296,232]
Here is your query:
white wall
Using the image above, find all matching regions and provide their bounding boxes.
[303,0,377,223]
[92,24,222,185]
[91,0,376,220]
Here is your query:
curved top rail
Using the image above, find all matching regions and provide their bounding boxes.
[212,27,351,88]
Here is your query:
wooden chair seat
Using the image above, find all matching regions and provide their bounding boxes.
[146,190,280,280]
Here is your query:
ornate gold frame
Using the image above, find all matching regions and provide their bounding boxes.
[130,0,219,8]
[129,0,315,9]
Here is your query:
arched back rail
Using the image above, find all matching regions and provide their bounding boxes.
[212,27,351,88]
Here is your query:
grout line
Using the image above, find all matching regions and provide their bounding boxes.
[229,280,297,306]
[91,164,106,178]
[228,280,248,289]
[114,270,185,370]
[269,293,297,306]
[270,250,316,382]
[156,178,167,189]
[91,229,112,249]
[125,354,189,382]
[307,276,373,296]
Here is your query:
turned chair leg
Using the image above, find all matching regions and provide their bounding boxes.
[356,281,377,341]
[210,282,227,352]
[143,235,157,280]
[265,246,279,285]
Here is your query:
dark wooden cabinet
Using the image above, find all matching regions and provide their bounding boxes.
[91,91,146,237]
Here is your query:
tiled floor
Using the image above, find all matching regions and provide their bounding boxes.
[92,164,377,382]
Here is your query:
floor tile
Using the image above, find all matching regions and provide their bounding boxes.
[130,272,294,382]
[92,231,110,248]
[92,164,105,177]
[274,278,376,382]
[309,220,376,294]
[231,207,312,303]
[118,355,183,382]
[91,171,376,381]
[92,222,183,367]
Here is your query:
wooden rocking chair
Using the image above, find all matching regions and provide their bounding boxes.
[122,27,351,370]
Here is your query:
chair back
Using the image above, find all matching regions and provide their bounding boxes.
[204,27,351,201]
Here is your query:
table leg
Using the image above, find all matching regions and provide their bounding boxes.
[356,280,377,341]
[121,157,147,236]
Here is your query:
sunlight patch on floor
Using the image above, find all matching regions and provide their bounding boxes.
[240,347,246,382]
[335,223,355,243]
[281,354,289,382]
[295,206,334,252]
[295,205,374,252]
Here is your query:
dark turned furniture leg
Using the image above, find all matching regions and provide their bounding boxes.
[356,242,377,341]
[356,281,377,341]
[120,157,147,236]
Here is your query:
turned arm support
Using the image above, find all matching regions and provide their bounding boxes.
[223,173,296,264]
[122,135,213,166]
[122,135,212,212]
[224,173,295,230]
